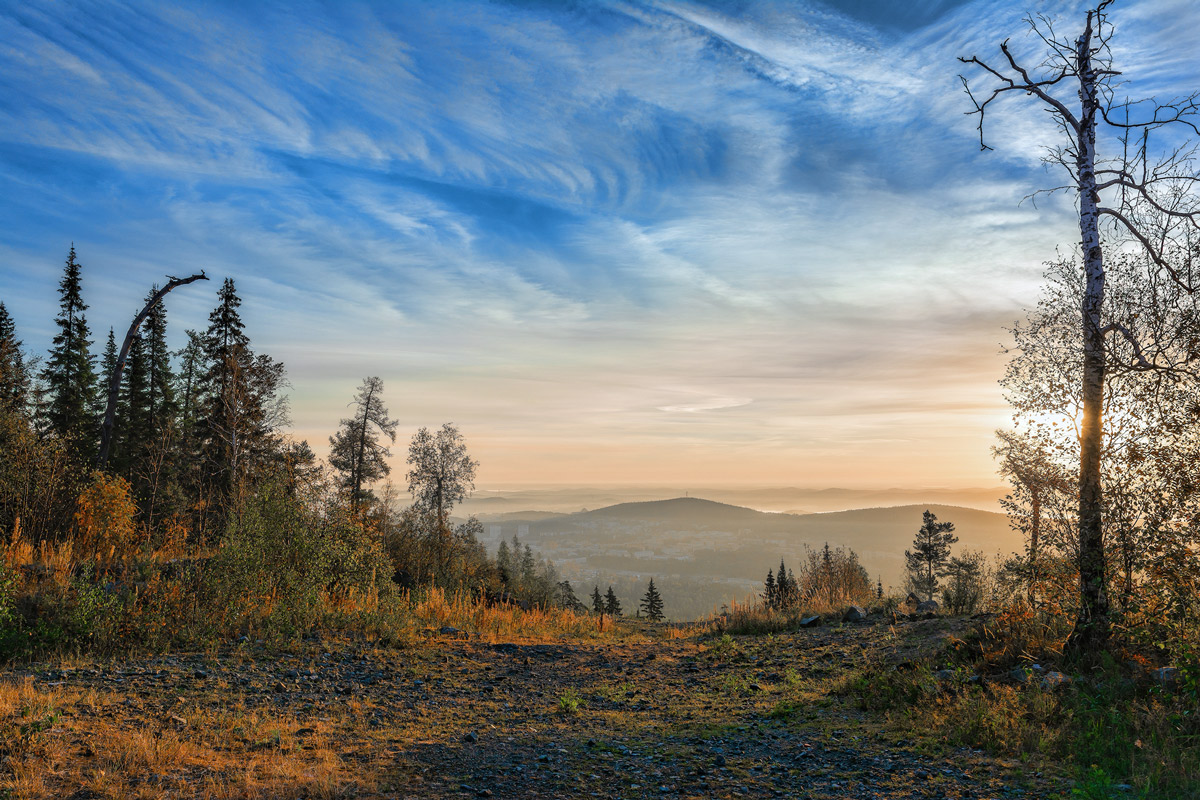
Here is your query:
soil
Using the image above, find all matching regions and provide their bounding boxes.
[4,618,1067,799]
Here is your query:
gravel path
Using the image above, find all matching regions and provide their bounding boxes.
[5,620,1064,799]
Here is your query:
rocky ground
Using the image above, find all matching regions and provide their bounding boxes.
[2,618,1068,799]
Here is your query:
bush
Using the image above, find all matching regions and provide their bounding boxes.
[208,483,389,636]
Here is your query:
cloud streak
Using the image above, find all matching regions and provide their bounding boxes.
[1,0,1196,487]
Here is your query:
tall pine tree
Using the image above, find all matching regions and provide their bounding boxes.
[143,286,176,424]
[0,302,30,413]
[639,578,665,621]
[591,585,604,614]
[328,376,398,512]
[196,279,286,526]
[904,510,958,602]
[41,245,98,451]
[604,585,622,616]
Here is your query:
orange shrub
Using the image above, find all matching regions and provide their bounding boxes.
[73,472,140,564]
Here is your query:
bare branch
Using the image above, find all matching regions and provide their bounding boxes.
[1098,207,1197,293]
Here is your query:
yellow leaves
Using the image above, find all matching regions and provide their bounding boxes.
[73,471,140,563]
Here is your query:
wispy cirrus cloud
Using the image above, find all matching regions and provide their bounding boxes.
[1,0,1196,487]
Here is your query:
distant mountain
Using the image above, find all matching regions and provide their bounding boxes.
[460,485,1008,516]
[560,497,790,529]
[525,497,1016,553]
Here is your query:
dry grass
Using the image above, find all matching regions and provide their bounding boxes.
[350,585,629,646]
[0,675,378,800]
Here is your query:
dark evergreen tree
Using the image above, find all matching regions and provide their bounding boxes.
[196,278,287,526]
[591,585,604,614]
[142,286,176,424]
[0,302,30,413]
[328,376,398,511]
[763,568,777,610]
[119,329,151,467]
[41,245,97,449]
[775,559,800,610]
[904,510,958,601]
[175,329,204,430]
[640,578,665,621]
[556,580,585,612]
[604,585,622,616]
[497,539,513,584]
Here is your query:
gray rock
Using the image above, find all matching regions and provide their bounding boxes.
[439,626,461,635]
[916,600,939,613]
[934,669,955,681]
[1152,667,1179,689]
[842,605,868,623]
[798,615,822,628]
[1040,671,1071,690]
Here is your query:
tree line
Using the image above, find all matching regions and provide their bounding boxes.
[0,249,593,643]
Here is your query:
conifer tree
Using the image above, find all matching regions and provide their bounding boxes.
[0,302,30,413]
[604,585,622,616]
[497,539,512,584]
[904,510,958,602]
[763,568,777,610]
[120,330,151,465]
[591,585,604,614]
[556,580,584,612]
[98,329,124,460]
[197,278,287,521]
[41,245,97,449]
[639,578,665,621]
[142,286,176,423]
[328,376,398,511]
[175,329,204,430]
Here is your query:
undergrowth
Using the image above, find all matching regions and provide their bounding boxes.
[842,607,1200,798]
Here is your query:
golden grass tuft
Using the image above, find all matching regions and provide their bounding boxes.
[0,675,378,800]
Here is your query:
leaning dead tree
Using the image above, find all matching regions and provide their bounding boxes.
[960,0,1200,655]
[97,272,209,468]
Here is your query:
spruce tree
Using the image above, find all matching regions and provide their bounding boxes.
[142,286,176,424]
[497,540,512,584]
[119,329,150,469]
[556,580,584,612]
[328,376,398,511]
[0,302,30,413]
[591,585,604,614]
[763,568,777,610]
[604,586,622,616]
[904,510,958,602]
[41,245,98,449]
[197,278,286,517]
[639,578,665,621]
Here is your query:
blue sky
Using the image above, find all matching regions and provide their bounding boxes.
[1,0,1197,487]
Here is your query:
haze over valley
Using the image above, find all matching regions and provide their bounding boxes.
[466,493,1019,619]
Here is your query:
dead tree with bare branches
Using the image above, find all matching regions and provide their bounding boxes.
[960,0,1200,655]
[97,272,208,469]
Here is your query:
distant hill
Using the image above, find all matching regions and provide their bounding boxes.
[560,497,789,529]
[478,497,1022,618]
[525,498,1017,558]
[460,485,1008,516]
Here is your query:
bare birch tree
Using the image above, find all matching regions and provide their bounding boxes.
[960,1,1200,654]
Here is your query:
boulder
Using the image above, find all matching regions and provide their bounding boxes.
[798,615,822,628]
[842,605,868,623]
[1152,667,1180,689]
[916,600,939,614]
[1040,671,1071,690]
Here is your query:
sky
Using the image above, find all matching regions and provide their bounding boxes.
[1,0,1198,489]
